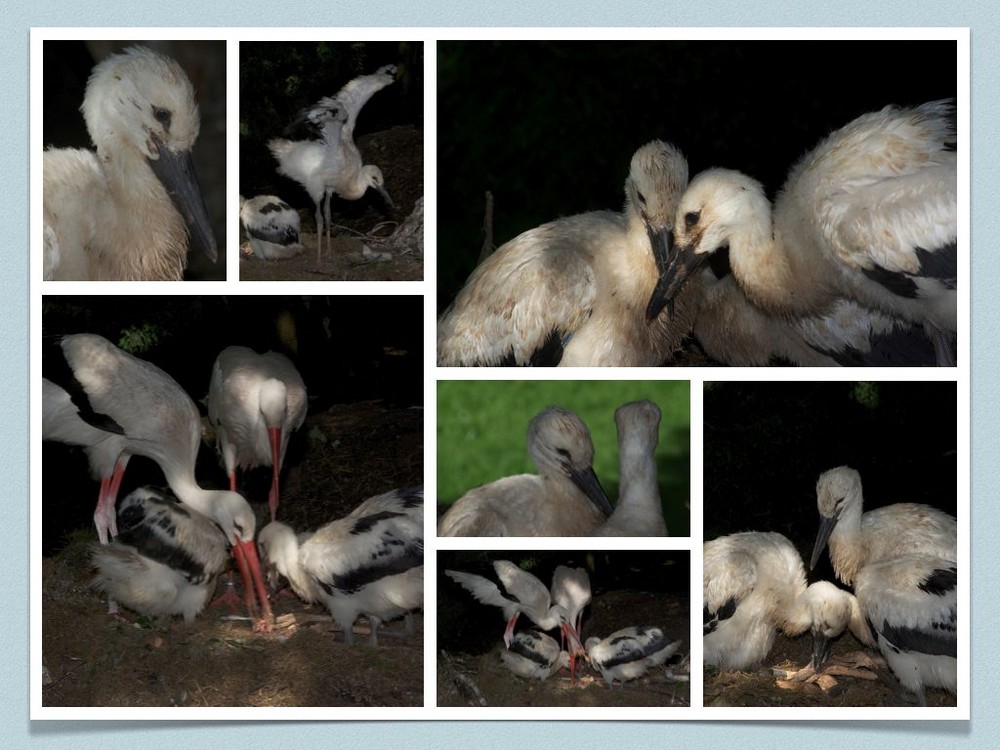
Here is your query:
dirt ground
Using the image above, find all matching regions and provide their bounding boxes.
[41,402,424,708]
[239,125,424,282]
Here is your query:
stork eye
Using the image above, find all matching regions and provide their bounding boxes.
[684,211,700,228]
[636,190,647,206]
[152,106,172,129]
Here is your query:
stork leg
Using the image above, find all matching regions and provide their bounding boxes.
[94,455,129,544]
[267,425,282,522]
[323,190,332,267]
[313,199,324,271]
[503,612,520,648]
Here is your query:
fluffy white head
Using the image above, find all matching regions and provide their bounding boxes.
[672,168,771,257]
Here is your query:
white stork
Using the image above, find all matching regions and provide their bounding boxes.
[268,65,397,269]
[810,465,957,585]
[239,195,304,260]
[42,333,273,629]
[437,407,613,537]
[550,565,591,680]
[853,555,957,705]
[91,486,229,623]
[437,140,697,366]
[206,345,307,523]
[256,485,424,645]
[593,400,667,536]
[584,626,681,687]
[43,46,217,280]
[500,630,570,681]
[654,101,957,366]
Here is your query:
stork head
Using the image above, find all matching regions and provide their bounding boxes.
[361,165,395,210]
[800,581,861,669]
[810,466,863,569]
[256,520,299,593]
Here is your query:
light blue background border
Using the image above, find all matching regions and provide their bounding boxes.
[7,2,994,747]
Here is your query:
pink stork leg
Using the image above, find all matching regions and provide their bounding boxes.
[94,455,129,545]
[503,612,520,648]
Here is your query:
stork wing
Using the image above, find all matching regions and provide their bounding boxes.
[551,565,591,614]
[494,560,551,613]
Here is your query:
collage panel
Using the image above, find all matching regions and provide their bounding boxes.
[437,550,690,707]
[40,295,424,708]
[701,381,958,708]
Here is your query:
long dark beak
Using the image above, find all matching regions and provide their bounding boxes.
[810,629,833,670]
[647,242,710,321]
[810,515,839,570]
[569,465,614,518]
[645,225,674,321]
[374,184,395,212]
[148,144,218,263]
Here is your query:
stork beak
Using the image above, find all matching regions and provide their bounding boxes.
[147,143,218,263]
[233,537,274,632]
[809,515,838,570]
[647,243,710,321]
[568,465,614,518]
[267,426,282,523]
[644,225,674,321]
[810,629,833,670]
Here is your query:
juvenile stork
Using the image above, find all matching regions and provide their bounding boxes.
[809,465,957,585]
[239,195,304,260]
[500,630,570,681]
[445,559,580,649]
[91,487,229,623]
[268,65,397,269]
[256,485,424,645]
[551,565,591,680]
[437,140,697,366]
[43,46,217,280]
[584,626,681,687]
[592,400,667,536]
[853,555,957,705]
[42,333,272,629]
[207,346,307,523]
[654,101,957,366]
[437,407,613,537]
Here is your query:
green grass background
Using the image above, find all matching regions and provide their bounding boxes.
[437,380,689,536]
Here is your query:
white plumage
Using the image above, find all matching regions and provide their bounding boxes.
[239,195,304,260]
[437,140,696,366]
[585,626,681,687]
[437,407,613,537]
[91,486,229,623]
[656,101,957,366]
[500,630,570,681]
[593,400,667,536]
[809,465,957,585]
[257,485,424,645]
[268,65,397,268]
[207,345,307,522]
[43,46,217,280]
[550,565,591,680]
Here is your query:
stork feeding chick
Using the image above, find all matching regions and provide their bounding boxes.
[652,100,957,366]
[239,195,304,260]
[43,45,217,280]
[268,65,398,270]
[437,140,697,366]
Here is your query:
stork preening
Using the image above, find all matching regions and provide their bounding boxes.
[853,555,957,705]
[91,486,229,624]
[437,407,613,537]
[500,630,571,681]
[239,195,304,260]
[584,626,681,688]
[268,65,397,269]
[437,140,697,366]
[256,485,424,645]
[207,346,307,523]
[42,333,272,629]
[592,400,667,536]
[43,46,217,280]
[810,466,957,585]
[653,101,957,366]
[550,565,591,680]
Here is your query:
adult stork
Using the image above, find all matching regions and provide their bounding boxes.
[500,630,570,681]
[593,400,667,536]
[809,465,957,585]
[206,345,307,523]
[92,486,229,624]
[445,559,581,650]
[550,565,591,680]
[256,485,424,645]
[584,626,681,687]
[437,140,697,366]
[43,46,217,280]
[268,65,397,269]
[853,555,957,705]
[653,101,957,366]
[42,333,272,629]
[437,407,613,537]
[239,195,304,260]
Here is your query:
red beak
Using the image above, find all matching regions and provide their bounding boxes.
[267,426,282,522]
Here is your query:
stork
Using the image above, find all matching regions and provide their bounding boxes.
[584,626,681,687]
[268,65,397,269]
[437,407,613,536]
[653,101,957,366]
[593,400,667,536]
[43,46,217,280]
[437,140,697,366]
[853,555,957,705]
[810,466,957,585]
[256,485,424,645]
[42,333,272,629]
[206,345,307,522]
[239,195,304,260]
[91,486,228,623]
[550,565,591,680]
[500,630,571,681]
[445,559,581,650]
